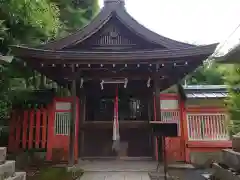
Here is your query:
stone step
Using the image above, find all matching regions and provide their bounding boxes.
[168,163,195,169]
[222,149,240,171]
[0,161,15,179]
[5,172,26,180]
[212,162,240,180]
[0,147,6,164]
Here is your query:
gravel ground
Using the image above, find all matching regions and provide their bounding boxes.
[168,168,213,180]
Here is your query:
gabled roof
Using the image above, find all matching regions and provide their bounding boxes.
[10,0,218,90]
[11,0,218,62]
[41,1,196,50]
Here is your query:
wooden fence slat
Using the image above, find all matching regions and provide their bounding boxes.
[28,110,34,149]
[41,109,47,148]
[35,110,41,148]
[15,112,21,151]
[22,110,28,149]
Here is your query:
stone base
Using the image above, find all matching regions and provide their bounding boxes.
[222,149,240,171]
[6,172,26,180]
[148,172,172,180]
[232,136,240,152]
[0,148,6,164]
[0,161,15,179]
[212,163,240,180]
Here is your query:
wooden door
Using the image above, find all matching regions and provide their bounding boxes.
[160,94,185,162]
[46,97,79,161]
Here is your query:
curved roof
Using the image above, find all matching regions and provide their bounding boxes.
[10,0,217,55]
[41,2,196,50]
[10,0,218,91]
[12,44,217,63]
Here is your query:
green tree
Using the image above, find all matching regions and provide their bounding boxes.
[186,61,225,85]
[220,64,240,134]
[0,0,99,119]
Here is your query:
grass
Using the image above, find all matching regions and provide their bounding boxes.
[27,167,84,180]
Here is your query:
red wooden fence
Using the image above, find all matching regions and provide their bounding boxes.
[8,108,49,153]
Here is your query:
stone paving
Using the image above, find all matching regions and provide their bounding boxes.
[78,160,158,172]
[78,160,156,180]
[81,172,151,180]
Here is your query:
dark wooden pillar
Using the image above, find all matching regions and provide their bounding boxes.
[69,65,77,165]
[154,64,161,121]
[154,64,162,161]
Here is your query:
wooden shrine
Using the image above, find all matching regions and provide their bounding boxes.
[10,0,218,164]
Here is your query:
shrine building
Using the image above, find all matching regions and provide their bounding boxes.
[8,0,229,164]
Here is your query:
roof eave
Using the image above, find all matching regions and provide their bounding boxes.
[11,43,217,62]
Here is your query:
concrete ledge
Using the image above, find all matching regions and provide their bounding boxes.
[190,151,222,168]
[148,172,172,180]
[168,163,195,169]
[222,149,240,170]
[5,172,26,180]
[212,163,240,180]
[0,161,15,179]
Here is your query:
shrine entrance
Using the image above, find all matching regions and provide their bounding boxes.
[81,80,154,158]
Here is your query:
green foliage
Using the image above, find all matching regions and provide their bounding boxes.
[221,64,240,134]
[0,0,62,47]
[52,0,99,34]
[0,64,11,119]
[186,62,225,85]
[0,0,99,120]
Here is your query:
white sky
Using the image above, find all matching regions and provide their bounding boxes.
[99,0,240,54]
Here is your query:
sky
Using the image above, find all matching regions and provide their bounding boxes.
[99,0,240,54]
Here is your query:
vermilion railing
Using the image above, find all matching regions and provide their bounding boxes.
[187,113,229,141]
[161,110,181,136]
[8,108,49,153]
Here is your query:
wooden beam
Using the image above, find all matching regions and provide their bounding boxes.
[69,65,77,165]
